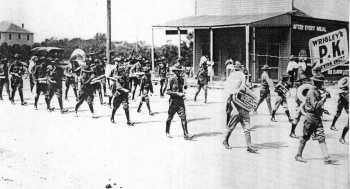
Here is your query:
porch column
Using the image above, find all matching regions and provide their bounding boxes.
[245,25,250,74]
[177,27,181,59]
[151,27,155,71]
[210,28,213,62]
[252,27,256,82]
[192,29,196,72]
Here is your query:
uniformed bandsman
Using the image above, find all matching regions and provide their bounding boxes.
[9,54,27,105]
[165,62,193,140]
[254,64,273,114]
[0,57,10,100]
[194,59,209,103]
[137,65,154,115]
[271,74,292,122]
[294,73,336,164]
[33,57,48,109]
[222,62,258,153]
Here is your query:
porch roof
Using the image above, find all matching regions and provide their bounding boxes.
[153,11,292,28]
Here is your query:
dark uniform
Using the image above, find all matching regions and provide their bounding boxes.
[194,64,209,103]
[32,59,48,109]
[271,75,292,122]
[255,65,272,114]
[130,61,142,100]
[330,77,349,130]
[45,62,67,113]
[64,60,79,101]
[9,59,27,105]
[158,61,168,97]
[137,67,154,115]
[75,66,96,116]
[165,65,192,140]
[0,58,10,100]
[330,77,349,143]
[92,60,105,104]
[110,63,134,126]
[295,74,335,164]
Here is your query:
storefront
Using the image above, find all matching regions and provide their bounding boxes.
[153,10,348,81]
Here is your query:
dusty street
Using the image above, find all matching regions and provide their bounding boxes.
[0,82,348,189]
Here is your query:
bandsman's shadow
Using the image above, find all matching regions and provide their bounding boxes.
[188,117,211,123]
[192,132,223,139]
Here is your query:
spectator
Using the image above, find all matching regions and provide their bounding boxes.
[286,55,298,87]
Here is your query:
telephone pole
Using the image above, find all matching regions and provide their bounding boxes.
[106,0,111,64]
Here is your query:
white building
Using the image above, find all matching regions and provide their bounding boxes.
[0,21,34,46]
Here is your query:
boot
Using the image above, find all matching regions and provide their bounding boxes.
[340,127,349,144]
[271,110,276,122]
[166,120,171,138]
[330,116,339,131]
[223,130,232,149]
[146,102,153,115]
[181,120,193,140]
[295,139,307,162]
[137,102,142,113]
[285,110,292,122]
[124,109,134,126]
[290,123,298,138]
[111,108,117,123]
[245,133,258,153]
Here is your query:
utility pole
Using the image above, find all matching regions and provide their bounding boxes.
[106,0,111,64]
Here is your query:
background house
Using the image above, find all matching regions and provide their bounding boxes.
[0,21,34,46]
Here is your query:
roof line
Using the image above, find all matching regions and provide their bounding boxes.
[152,24,247,29]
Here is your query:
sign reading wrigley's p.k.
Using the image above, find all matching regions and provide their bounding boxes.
[309,28,349,72]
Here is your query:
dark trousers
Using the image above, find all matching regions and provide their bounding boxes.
[0,78,10,99]
[166,99,189,136]
[111,91,130,122]
[75,89,94,113]
[64,77,78,100]
[10,77,24,103]
[34,82,48,107]
[46,83,64,110]
[159,78,168,96]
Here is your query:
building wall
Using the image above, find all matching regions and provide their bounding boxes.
[0,32,34,46]
[196,0,292,16]
[254,27,290,81]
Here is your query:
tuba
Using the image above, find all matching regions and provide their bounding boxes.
[231,85,258,112]
[296,84,313,102]
[297,83,331,103]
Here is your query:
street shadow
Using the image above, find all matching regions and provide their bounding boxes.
[249,124,274,130]
[205,101,224,104]
[253,141,288,149]
[305,153,348,164]
[134,120,162,125]
[192,131,223,139]
[188,117,211,123]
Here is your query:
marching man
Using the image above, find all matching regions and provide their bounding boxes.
[254,64,273,114]
[330,76,349,144]
[294,73,336,164]
[165,60,193,140]
[137,65,154,115]
[271,74,292,122]
[222,62,258,153]
[194,57,209,103]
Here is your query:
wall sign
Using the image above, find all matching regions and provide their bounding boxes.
[293,24,327,32]
[308,28,348,72]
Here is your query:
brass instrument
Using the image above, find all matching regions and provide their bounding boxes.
[231,85,258,112]
[90,75,106,84]
[297,83,330,103]
[275,84,289,97]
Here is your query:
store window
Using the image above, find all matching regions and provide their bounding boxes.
[18,34,21,39]
[9,34,12,40]
[27,34,30,40]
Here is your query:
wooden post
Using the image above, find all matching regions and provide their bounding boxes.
[192,29,196,73]
[106,0,111,65]
[151,27,155,71]
[245,25,249,75]
[210,28,213,62]
[252,27,256,82]
[177,27,181,59]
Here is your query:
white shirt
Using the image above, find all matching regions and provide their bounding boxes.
[224,70,245,96]
[286,61,298,72]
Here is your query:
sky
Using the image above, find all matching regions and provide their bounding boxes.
[0,0,194,45]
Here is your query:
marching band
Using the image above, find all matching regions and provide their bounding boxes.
[0,50,348,164]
